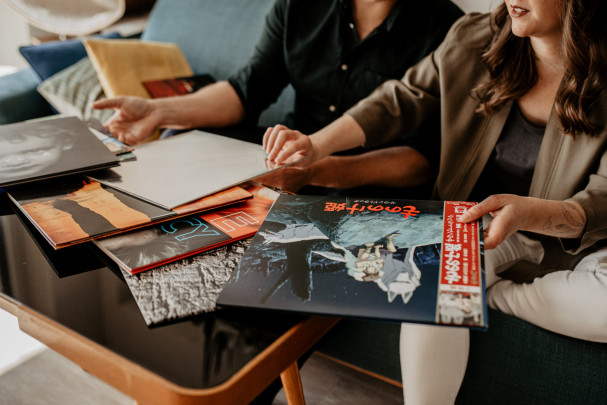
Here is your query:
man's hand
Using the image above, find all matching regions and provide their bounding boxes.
[254,165,311,193]
[93,96,161,145]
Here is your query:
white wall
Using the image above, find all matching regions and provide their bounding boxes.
[0,1,30,69]
[452,0,499,13]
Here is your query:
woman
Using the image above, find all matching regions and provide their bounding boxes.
[265,0,607,403]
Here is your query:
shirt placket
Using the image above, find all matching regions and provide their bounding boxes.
[328,17,361,118]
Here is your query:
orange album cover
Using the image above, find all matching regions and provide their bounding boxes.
[8,176,252,249]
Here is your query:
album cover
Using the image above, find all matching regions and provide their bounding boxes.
[89,130,298,209]
[218,194,487,329]
[8,176,252,249]
[0,116,119,188]
[118,239,252,326]
[84,118,134,157]
[143,74,215,98]
[95,184,279,274]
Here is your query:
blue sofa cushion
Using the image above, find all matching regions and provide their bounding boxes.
[19,32,122,81]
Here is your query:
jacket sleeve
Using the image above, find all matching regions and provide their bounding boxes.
[566,145,607,253]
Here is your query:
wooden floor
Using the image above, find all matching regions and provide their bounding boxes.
[274,353,403,405]
[0,348,403,405]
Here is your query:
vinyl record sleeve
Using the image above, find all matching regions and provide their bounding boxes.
[143,74,215,98]
[95,183,278,274]
[218,194,487,329]
[89,130,297,209]
[8,176,251,249]
[0,116,119,188]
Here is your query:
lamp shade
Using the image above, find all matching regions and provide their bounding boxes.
[1,0,125,36]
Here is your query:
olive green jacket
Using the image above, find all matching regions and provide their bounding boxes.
[347,13,607,280]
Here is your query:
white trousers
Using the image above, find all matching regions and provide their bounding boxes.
[399,232,607,405]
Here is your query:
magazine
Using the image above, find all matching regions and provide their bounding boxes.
[217,194,487,329]
[0,116,119,188]
[143,74,215,98]
[8,176,252,249]
[94,183,279,274]
[89,130,300,209]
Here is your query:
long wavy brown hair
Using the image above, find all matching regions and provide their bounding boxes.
[475,1,607,136]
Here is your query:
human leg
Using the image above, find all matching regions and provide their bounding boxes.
[483,231,545,287]
[398,231,544,404]
[399,323,469,405]
[487,248,607,343]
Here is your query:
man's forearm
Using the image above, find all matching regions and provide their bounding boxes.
[307,146,432,189]
[154,81,246,129]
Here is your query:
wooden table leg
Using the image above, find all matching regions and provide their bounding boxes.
[280,361,305,405]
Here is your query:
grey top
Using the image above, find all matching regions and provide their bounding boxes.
[471,103,545,201]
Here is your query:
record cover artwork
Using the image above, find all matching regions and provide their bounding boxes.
[8,176,252,249]
[119,239,251,326]
[0,116,119,188]
[218,194,487,329]
[11,206,106,278]
[143,74,215,98]
[95,184,279,274]
[89,130,295,209]
[84,118,134,157]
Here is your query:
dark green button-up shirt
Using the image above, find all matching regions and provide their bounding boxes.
[228,0,462,158]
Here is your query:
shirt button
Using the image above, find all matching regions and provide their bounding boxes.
[349,23,354,29]
[329,105,336,112]
[341,64,348,71]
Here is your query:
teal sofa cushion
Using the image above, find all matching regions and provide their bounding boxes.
[141,0,294,128]
[0,68,53,125]
[141,0,271,78]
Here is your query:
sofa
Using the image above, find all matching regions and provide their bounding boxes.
[1,0,606,403]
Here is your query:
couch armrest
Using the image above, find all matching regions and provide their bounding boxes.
[0,67,53,124]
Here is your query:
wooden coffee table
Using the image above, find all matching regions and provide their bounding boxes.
[0,206,338,405]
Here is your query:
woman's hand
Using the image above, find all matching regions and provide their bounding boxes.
[263,125,315,166]
[93,96,161,145]
[263,115,367,166]
[459,194,586,250]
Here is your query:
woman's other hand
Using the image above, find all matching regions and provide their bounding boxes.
[459,194,586,250]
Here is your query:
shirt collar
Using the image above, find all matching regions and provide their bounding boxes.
[338,0,404,33]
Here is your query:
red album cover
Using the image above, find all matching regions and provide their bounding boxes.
[143,74,215,98]
[218,194,487,329]
[94,183,279,274]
